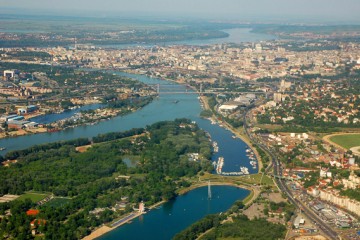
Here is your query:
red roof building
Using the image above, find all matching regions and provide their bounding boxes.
[26,209,39,216]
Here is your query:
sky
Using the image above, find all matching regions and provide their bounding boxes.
[1,0,360,24]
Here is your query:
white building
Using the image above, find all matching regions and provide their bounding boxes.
[3,70,15,79]
[342,171,360,189]
[319,189,360,216]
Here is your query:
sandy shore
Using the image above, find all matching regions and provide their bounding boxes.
[83,226,113,240]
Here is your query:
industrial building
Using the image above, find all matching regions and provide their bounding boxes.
[293,215,305,228]
[17,105,38,114]
[0,115,19,122]
[3,70,19,80]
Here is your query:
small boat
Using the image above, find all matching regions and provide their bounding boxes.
[0,147,6,151]
[173,100,179,104]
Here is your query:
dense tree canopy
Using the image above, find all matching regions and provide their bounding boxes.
[0,119,212,239]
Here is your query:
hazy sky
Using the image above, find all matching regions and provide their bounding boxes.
[2,0,360,23]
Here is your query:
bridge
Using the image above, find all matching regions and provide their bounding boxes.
[150,83,269,95]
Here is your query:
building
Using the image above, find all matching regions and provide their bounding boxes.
[218,103,239,112]
[293,215,305,228]
[342,171,360,189]
[3,70,19,80]
[139,201,145,213]
[8,120,30,129]
[279,79,292,92]
[0,114,18,122]
[7,116,25,122]
[274,92,288,103]
[17,105,38,115]
[255,43,262,53]
[26,209,40,216]
[3,70,15,79]
[319,189,360,216]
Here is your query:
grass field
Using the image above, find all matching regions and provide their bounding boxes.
[239,173,275,186]
[329,134,360,149]
[17,192,50,203]
[198,173,274,187]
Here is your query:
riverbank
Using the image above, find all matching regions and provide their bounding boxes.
[0,127,48,140]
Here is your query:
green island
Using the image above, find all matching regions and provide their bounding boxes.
[0,119,215,239]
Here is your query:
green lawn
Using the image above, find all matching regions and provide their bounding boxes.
[330,134,360,149]
[198,173,274,186]
[238,173,275,186]
[17,192,50,203]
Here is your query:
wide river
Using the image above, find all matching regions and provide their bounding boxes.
[1,72,257,174]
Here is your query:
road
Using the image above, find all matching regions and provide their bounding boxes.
[242,102,339,240]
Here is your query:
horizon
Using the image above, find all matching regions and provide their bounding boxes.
[1,0,360,25]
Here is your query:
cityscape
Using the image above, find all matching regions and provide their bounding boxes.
[0,1,360,240]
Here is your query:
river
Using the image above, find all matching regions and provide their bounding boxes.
[0,71,257,238]
[1,72,257,174]
[1,55,259,239]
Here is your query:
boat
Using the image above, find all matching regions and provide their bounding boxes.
[250,160,257,169]
[240,166,249,175]
[0,147,6,151]
[216,157,224,174]
[173,100,179,104]
[212,141,219,153]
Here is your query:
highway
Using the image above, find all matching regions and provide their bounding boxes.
[242,103,339,240]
